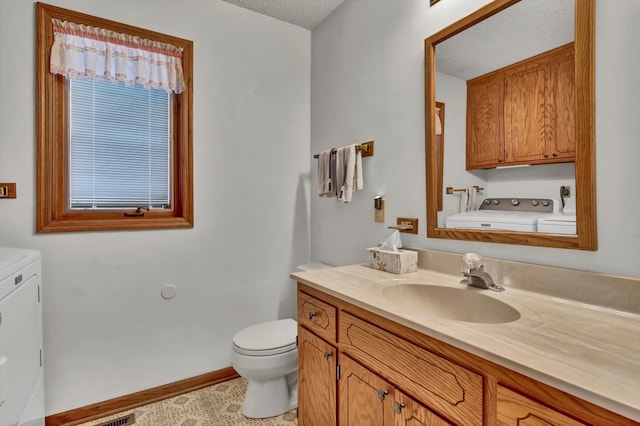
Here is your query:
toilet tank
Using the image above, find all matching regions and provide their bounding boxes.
[296,262,332,272]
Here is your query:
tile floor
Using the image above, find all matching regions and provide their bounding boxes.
[78,378,298,426]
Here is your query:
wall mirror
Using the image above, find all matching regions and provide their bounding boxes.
[425,0,596,250]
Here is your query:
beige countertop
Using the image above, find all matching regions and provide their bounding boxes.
[291,264,640,422]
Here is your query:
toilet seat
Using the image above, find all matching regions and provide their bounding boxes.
[232,318,297,356]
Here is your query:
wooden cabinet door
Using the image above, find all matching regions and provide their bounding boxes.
[339,312,484,426]
[497,385,586,426]
[466,75,505,169]
[298,327,337,426]
[548,46,575,161]
[339,354,395,426]
[394,390,453,426]
[466,43,576,169]
[504,65,548,164]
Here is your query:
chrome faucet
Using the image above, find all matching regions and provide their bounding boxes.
[460,253,505,292]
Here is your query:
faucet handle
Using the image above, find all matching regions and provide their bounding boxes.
[463,253,482,269]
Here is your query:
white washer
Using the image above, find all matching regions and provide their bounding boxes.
[0,248,44,426]
[446,210,552,232]
[445,198,560,232]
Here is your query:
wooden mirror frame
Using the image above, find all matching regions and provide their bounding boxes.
[424,0,596,250]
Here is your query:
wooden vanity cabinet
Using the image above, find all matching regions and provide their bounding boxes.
[466,43,575,170]
[395,390,453,426]
[297,291,338,426]
[296,283,639,426]
[338,353,395,425]
[497,385,586,426]
[298,289,337,342]
[339,353,452,426]
[339,312,482,425]
[298,326,337,426]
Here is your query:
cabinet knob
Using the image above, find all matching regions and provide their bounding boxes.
[544,153,549,158]
[552,152,558,157]
[377,389,389,401]
[323,351,332,360]
[394,402,405,414]
[307,311,317,320]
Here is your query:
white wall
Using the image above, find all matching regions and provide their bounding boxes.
[311,0,640,278]
[436,71,488,220]
[0,0,310,415]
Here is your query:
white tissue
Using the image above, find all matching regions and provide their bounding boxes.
[380,230,403,252]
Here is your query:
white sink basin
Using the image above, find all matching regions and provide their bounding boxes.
[382,284,521,324]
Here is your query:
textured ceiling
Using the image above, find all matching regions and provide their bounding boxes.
[221,0,345,30]
[437,0,574,80]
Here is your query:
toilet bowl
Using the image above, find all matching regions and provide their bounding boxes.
[231,318,298,419]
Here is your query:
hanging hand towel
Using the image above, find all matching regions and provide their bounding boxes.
[335,146,344,200]
[339,144,358,202]
[317,149,332,196]
[355,147,363,191]
[458,188,469,213]
[458,187,478,212]
[467,186,477,212]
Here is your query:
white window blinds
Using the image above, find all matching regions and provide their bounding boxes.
[69,79,171,209]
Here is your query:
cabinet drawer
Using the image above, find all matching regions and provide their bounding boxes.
[339,312,483,426]
[298,290,337,343]
[497,385,586,426]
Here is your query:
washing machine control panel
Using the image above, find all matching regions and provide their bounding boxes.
[479,198,557,213]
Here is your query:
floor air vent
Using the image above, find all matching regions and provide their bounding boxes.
[95,413,135,426]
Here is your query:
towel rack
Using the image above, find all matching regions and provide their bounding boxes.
[446,186,484,195]
[313,140,374,159]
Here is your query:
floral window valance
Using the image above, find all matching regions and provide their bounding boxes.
[50,19,186,94]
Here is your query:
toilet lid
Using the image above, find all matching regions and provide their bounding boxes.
[232,318,297,356]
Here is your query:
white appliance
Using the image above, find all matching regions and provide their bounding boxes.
[537,213,577,234]
[0,248,44,426]
[446,198,560,232]
[537,198,577,235]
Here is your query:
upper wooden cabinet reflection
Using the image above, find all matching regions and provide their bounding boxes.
[466,43,575,170]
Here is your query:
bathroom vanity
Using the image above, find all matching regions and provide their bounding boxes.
[292,251,640,425]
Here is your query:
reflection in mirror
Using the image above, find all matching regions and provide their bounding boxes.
[435,101,444,211]
[424,0,596,250]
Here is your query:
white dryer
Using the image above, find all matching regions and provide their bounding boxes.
[537,198,577,235]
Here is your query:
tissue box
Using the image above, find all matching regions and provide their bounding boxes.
[365,248,418,274]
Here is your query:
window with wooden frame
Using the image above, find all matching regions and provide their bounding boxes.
[36,3,193,232]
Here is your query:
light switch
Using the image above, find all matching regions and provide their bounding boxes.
[374,197,386,223]
[0,183,16,199]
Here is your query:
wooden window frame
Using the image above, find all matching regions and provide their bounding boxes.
[35,2,193,233]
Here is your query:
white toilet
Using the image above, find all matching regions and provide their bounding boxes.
[231,262,330,419]
[231,318,298,418]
